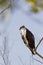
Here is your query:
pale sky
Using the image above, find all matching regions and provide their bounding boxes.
[0,0,43,65]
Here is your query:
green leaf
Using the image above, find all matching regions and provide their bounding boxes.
[0,0,6,6]
[31,5,39,13]
[25,0,36,3]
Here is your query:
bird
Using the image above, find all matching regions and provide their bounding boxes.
[19,25,35,55]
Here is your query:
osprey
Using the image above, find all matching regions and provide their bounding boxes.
[19,25,35,55]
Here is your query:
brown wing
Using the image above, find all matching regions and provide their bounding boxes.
[26,29,35,49]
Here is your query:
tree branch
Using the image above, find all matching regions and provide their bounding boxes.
[29,37,43,59]
[33,57,43,64]
[36,37,43,50]
[0,49,6,65]
[35,51,43,59]
[0,49,3,56]
[0,4,11,15]
[31,48,43,59]
[34,37,43,59]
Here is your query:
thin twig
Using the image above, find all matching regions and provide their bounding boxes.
[3,37,7,55]
[33,57,43,64]
[0,50,6,65]
[0,49,3,56]
[36,37,43,50]
[30,48,43,59]
[35,51,43,59]
[2,55,7,65]
[0,4,11,15]
[28,39,43,59]
[34,37,43,59]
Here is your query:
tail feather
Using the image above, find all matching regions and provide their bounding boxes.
[30,48,35,55]
[31,49,35,55]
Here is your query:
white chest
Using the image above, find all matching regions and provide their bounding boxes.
[21,28,26,36]
[20,28,28,46]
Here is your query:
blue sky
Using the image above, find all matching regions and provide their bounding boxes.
[0,0,43,65]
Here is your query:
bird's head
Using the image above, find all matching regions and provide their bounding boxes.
[19,25,25,30]
[19,25,26,35]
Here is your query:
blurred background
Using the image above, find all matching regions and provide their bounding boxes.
[0,0,43,65]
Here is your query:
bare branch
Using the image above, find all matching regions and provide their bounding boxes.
[28,40,43,60]
[0,49,3,56]
[35,51,43,59]
[0,50,7,65]
[3,37,7,55]
[0,36,9,65]
[0,4,11,15]
[31,48,43,59]
[33,57,43,64]
[2,55,7,65]
[36,37,43,50]
[34,38,43,59]
[3,36,9,65]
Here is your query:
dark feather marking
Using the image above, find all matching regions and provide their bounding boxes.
[26,28,35,54]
